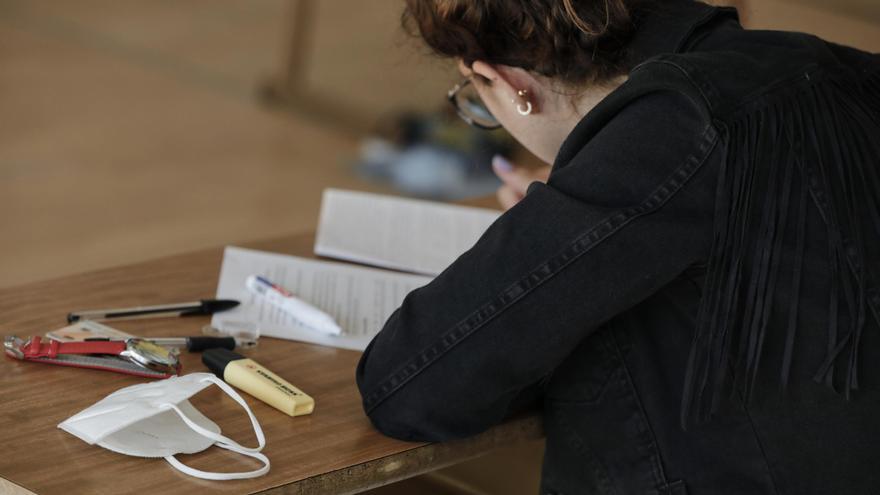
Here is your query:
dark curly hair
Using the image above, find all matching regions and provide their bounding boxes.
[402,0,641,85]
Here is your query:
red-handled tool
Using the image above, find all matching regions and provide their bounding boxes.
[4,336,180,378]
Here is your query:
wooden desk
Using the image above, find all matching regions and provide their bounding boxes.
[0,232,542,495]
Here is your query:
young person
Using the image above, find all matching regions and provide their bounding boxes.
[357,1,880,493]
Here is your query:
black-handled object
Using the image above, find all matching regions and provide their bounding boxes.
[67,299,240,323]
[185,336,237,352]
[85,336,237,352]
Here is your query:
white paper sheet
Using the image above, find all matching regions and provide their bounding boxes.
[212,246,432,351]
[314,188,501,276]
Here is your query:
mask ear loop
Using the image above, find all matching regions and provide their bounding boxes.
[158,376,271,480]
[164,447,270,481]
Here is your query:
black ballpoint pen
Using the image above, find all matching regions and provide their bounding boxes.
[84,336,255,352]
[67,299,240,324]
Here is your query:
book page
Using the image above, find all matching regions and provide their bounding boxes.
[212,246,432,351]
[314,189,502,276]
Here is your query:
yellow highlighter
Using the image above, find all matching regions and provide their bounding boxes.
[203,348,315,416]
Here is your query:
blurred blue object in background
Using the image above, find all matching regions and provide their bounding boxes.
[354,110,514,200]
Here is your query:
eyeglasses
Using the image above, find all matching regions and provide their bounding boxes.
[447,78,502,130]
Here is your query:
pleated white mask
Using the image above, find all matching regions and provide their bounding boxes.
[58,372,270,480]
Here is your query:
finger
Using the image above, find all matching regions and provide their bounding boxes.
[534,164,552,182]
[492,155,536,197]
[496,184,523,211]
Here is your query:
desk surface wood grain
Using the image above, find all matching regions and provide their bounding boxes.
[0,231,542,495]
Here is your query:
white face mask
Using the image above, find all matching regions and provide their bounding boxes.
[58,372,270,480]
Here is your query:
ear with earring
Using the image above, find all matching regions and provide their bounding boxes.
[515,89,532,116]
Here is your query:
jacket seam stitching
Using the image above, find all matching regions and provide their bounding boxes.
[638,59,719,114]
[552,395,622,495]
[739,398,782,495]
[609,327,669,492]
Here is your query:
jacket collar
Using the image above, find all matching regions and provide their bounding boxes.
[625,0,739,66]
[551,1,738,169]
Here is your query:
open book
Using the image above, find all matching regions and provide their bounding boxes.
[212,247,432,351]
[213,190,500,350]
[314,188,501,276]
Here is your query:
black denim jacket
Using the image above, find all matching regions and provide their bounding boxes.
[357,2,880,494]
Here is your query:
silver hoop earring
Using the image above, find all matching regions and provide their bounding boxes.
[515,89,532,116]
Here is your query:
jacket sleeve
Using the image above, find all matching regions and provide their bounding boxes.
[355,89,720,442]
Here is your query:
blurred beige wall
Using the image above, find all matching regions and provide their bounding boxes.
[0,0,392,289]
[743,0,880,51]
[301,2,457,117]
[265,1,457,134]
[275,0,879,135]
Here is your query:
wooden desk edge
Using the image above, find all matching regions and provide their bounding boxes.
[257,414,543,495]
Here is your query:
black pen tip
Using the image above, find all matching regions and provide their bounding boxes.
[201,299,240,314]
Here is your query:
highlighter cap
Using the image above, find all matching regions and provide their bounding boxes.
[202,348,245,378]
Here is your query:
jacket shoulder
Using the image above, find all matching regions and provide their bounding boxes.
[640,29,880,120]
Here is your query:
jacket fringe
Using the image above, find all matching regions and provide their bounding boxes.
[681,67,880,428]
